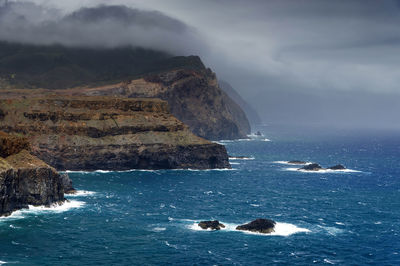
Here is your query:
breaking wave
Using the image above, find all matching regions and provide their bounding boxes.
[173,218,310,236]
[0,200,85,222]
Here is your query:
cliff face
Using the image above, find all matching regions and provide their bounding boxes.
[81,69,251,140]
[0,97,230,170]
[0,41,251,141]
[219,80,262,126]
[0,133,65,216]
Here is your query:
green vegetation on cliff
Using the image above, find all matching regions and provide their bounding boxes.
[0,41,205,89]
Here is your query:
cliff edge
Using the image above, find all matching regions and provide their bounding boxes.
[0,96,230,170]
[82,68,251,140]
[0,132,65,216]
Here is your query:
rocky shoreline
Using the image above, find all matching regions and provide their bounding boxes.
[0,132,74,217]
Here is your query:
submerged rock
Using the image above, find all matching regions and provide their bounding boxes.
[328,164,346,170]
[288,160,307,165]
[198,220,226,230]
[300,163,323,171]
[236,219,276,234]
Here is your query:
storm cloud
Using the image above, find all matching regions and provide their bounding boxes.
[1,0,400,130]
[0,2,206,54]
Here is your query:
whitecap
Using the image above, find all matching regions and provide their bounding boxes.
[164,241,178,249]
[273,161,312,165]
[65,190,96,197]
[250,204,260,207]
[169,205,176,209]
[283,167,361,173]
[204,191,213,195]
[317,225,345,236]
[324,258,336,264]
[229,157,255,160]
[152,227,166,232]
[230,162,240,165]
[335,222,345,225]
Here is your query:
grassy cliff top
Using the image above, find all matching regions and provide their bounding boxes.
[0,41,205,90]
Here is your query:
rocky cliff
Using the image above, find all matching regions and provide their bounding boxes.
[219,80,262,126]
[0,132,65,216]
[80,68,251,140]
[0,96,230,170]
[0,41,251,140]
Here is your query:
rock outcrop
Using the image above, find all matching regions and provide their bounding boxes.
[300,163,323,171]
[0,133,65,216]
[81,68,250,140]
[60,173,76,194]
[0,96,230,170]
[328,164,346,170]
[198,220,226,230]
[219,80,262,127]
[299,163,347,171]
[236,219,276,234]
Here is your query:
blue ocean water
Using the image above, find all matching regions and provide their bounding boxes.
[0,126,399,265]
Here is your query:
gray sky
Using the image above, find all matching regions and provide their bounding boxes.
[2,0,400,130]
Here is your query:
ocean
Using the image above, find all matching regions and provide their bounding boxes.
[1,125,399,265]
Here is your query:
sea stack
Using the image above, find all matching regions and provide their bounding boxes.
[0,132,65,216]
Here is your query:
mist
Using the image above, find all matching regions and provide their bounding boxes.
[0,2,206,55]
[1,0,400,131]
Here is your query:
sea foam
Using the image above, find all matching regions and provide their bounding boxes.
[284,167,361,173]
[187,220,310,236]
[65,190,97,197]
[0,200,85,222]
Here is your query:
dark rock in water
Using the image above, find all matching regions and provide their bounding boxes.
[288,160,307,165]
[255,131,262,136]
[236,218,276,234]
[60,173,76,194]
[300,163,323,171]
[198,220,226,230]
[328,164,346,170]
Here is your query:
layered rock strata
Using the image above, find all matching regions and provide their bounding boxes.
[0,133,65,216]
[81,69,250,140]
[0,96,230,170]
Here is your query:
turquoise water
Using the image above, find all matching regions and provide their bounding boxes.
[0,127,399,265]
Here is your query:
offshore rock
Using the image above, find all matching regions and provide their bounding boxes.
[300,163,323,171]
[328,164,346,170]
[0,147,65,217]
[236,219,276,234]
[198,220,226,230]
[0,96,230,170]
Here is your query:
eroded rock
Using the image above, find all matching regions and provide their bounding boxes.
[236,219,276,234]
[198,220,226,230]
